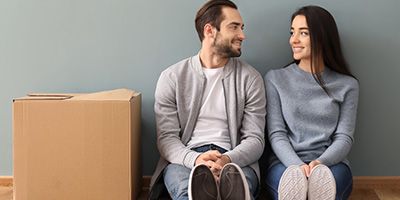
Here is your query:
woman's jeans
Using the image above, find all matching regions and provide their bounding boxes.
[265,162,353,200]
[163,144,259,200]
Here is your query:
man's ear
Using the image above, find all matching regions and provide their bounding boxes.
[203,23,216,39]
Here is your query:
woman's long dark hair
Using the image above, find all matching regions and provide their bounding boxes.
[291,5,356,95]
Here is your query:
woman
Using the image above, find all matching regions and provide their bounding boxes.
[264,5,359,200]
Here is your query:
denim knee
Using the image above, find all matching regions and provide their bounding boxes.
[265,163,286,200]
[330,163,353,200]
[242,166,259,200]
[163,163,191,200]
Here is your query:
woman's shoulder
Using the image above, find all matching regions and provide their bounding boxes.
[328,69,359,90]
[264,63,296,80]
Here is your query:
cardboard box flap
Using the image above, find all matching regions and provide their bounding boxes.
[14,94,74,101]
[13,89,140,101]
[71,88,139,101]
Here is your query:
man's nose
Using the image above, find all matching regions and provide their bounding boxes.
[238,29,246,40]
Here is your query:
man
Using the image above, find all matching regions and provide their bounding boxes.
[149,1,266,199]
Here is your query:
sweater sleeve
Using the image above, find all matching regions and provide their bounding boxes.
[224,74,266,167]
[155,70,201,168]
[318,80,359,166]
[265,72,305,167]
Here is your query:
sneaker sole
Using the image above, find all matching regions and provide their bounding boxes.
[278,165,307,200]
[188,164,218,200]
[220,163,251,200]
[308,164,336,200]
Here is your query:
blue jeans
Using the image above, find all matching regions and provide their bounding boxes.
[265,162,353,200]
[163,144,259,200]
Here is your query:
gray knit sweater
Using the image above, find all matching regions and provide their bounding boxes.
[264,63,359,167]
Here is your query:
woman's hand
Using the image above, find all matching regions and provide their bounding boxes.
[308,160,321,173]
[300,164,311,177]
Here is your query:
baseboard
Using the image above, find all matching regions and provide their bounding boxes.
[353,176,400,189]
[142,176,151,190]
[0,176,13,187]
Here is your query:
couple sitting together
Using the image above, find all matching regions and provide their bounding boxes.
[149,1,359,200]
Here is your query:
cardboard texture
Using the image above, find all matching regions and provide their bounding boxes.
[13,88,142,200]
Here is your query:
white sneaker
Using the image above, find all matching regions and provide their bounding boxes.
[278,165,307,200]
[308,164,336,200]
[188,164,219,200]
[219,163,251,200]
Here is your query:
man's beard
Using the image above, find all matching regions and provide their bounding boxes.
[213,33,242,58]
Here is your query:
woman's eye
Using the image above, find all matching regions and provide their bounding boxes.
[301,31,309,36]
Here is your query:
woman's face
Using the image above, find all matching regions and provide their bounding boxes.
[290,15,311,64]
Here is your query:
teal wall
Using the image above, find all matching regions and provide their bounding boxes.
[1,0,399,176]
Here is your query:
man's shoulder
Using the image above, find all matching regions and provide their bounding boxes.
[159,56,198,80]
[158,55,202,86]
[232,58,261,77]
[163,56,193,73]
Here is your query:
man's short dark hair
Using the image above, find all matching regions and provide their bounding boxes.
[195,0,238,41]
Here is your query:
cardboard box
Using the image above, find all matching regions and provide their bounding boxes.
[13,89,141,200]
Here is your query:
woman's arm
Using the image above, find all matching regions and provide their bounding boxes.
[265,72,305,167]
[317,80,360,166]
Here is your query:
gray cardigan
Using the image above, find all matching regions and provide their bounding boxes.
[149,54,266,198]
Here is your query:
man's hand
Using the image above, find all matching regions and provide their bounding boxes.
[195,150,222,168]
[211,155,231,180]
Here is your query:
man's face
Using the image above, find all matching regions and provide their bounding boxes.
[212,7,246,58]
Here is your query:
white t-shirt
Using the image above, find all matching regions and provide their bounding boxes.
[187,66,231,150]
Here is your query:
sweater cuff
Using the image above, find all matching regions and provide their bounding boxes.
[316,156,332,166]
[292,161,306,167]
[183,151,201,169]
[224,151,240,166]
[283,158,305,167]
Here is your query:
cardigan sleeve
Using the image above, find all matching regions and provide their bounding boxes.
[155,70,200,168]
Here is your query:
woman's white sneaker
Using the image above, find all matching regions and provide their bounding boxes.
[278,165,307,200]
[308,164,336,200]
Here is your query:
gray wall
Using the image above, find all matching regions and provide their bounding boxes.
[1,0,399,176]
